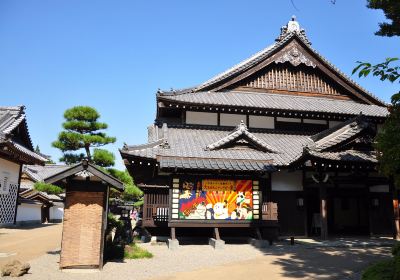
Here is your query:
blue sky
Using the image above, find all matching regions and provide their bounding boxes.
[1,0,399,170]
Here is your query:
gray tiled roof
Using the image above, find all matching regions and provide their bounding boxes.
[23,164,70,182]
[311,116,370,152]
[159,91,388,117]
[307,150,378,163]
[158,156,275,172]
[0,106,26,136]
[121,125,313,170]
[205,121,278,153]
[0,106,46,164]
[193,22,385,105]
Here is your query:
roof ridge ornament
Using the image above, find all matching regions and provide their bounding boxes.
[276,16,311,46]
[275,46,316,68]
[205,121,278,153]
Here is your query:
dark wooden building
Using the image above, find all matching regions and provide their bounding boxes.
[120,17,393,241]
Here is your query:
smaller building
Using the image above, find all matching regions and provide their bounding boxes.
[0,106,46,226]
[16,164,69,224]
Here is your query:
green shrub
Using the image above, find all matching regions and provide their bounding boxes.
[34,182,63,194]
[124,243,153,259]
[393,242,400,256]
[362,259,394,280]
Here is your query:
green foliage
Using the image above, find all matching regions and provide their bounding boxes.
[106,213,124,235]
[353,58,400,83]
[375,93,400,187]
[367,0,400,37]
[93,149,115,167]
[60,153,85,164]
[52,106,116,167]
[107,168,143,201]
[393,242,400,256]
[362,259,394,280]
[352,1,400,84]
[34,182,63,195]
[133,199,144,207]
[124,243,153,259]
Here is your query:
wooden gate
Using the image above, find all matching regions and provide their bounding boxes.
[143,190,169,227]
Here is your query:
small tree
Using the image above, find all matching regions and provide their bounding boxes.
[107,169,143,203]
[352,0,400,188]
[52,106,116,167]
[34,182,63,195]
[375,93,400,187]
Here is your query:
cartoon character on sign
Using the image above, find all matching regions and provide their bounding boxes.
[236,191,250,207]
[232,191,253,220]
[187,202,207,219]
[213,200,229,219]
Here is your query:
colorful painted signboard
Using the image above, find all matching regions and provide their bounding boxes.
[178,179,253,220]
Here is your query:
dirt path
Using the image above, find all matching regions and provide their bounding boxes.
[152,246,391,280]
[0,223,62,266]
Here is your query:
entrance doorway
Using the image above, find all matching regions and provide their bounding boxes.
[306,187,370,237]
[328,194,369,235]
[41,205,50,223]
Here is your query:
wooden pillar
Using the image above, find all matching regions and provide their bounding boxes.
[255,227,262,240]
[171,227,176,240]
[320,185,328,240]
[366,183,374,237]
[213,227,220,240]
[302,170,308,237]
[391,180,400,240]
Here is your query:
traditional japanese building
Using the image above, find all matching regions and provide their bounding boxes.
[120,17,392,241]
[0,106,47,226]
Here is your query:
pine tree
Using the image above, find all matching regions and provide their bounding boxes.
[52,106,116,167]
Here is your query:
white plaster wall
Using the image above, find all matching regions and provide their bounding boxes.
[16,204,42,222]
[249,115,274,129]
[303,119,327,124]
[220,113,246,126]
[276,117,301,123]
[186,111,218,125]
[0,158,20,187]
[50,206,64,220]
[370,185,389,193]
[0,158,21,224]
[272,170,303,191]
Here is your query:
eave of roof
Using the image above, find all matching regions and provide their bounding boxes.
[44,160,124,191]
[158,91,388,118]
[0,140,47,165]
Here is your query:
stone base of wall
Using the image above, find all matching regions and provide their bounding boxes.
[15,220,42,226]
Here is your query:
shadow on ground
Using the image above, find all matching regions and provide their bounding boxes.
[1,223,60,231]
[251,239,392,279]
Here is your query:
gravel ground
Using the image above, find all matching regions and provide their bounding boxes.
[18,243,265,280]
[9,242,390,280]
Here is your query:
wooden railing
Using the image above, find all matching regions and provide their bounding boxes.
[143,192,169,227]
[262,202,278,221]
